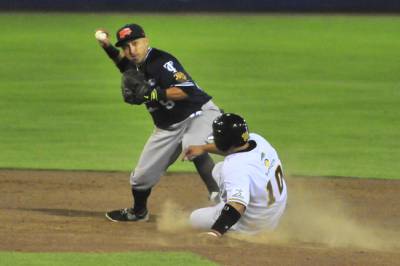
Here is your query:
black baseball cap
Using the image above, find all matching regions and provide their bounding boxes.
[115,24,146,47]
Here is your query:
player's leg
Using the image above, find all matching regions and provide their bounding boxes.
[183,101,221,195]
[106,126,184,222]
[130,126,185,209]
[211,161,223,185]
[207,161,223,202]
[192,154,218,194]
[190,202,225,230]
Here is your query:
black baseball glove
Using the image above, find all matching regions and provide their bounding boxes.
[121,68,151,105]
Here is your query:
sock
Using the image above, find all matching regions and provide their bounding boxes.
[193,153,219,193]
[131,187,152,214]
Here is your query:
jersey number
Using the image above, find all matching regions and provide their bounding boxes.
[159,100,175,110]
[266,165,284,207]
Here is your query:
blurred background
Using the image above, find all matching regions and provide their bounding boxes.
[0,2,399,179]
[1,0,400,12]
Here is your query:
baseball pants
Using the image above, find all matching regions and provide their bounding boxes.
[130,100,221,190]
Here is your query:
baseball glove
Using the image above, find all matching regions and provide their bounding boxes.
[121,68,151,105]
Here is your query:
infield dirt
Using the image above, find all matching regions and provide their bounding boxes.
[1,170,399,265]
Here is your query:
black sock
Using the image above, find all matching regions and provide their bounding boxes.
[131,187,152,214]
[193,153,219,193]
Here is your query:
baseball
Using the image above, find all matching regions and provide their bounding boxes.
[95,30,107,41]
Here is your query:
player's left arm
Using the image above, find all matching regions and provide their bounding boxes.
[147,57,197,102]
[207,201,246,238]
[207,169,250,238]
[144,86,188,102]
[165,87,188,101]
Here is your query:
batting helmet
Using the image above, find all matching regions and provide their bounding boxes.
[212,113,249,152]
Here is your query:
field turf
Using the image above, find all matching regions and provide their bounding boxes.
[0,252,217,266]
[0,13,399,179]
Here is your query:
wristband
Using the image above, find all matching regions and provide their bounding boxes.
[211,203,241,236]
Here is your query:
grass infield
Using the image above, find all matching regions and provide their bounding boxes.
[0,252,217,266]
[0,14,399,179]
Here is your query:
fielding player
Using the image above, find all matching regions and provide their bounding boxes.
[95,23,221,222]
[184,113,287,236]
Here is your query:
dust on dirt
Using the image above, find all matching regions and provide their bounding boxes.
[232,178,400,251]
[1,170,400,266]
[157,200,191,233]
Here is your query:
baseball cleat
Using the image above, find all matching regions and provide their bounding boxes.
[105,208,149,222]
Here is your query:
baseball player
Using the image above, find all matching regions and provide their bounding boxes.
[184,113,287,237]
[95,23,221,222]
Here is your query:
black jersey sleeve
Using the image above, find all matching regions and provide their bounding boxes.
[158,57,199,94]
[116,57,131,73]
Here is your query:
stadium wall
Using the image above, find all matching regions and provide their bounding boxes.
[1,0,399,13]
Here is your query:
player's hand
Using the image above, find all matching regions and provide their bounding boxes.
[198,231,222,242]
[94,28,111,48]
[182,145,206,161]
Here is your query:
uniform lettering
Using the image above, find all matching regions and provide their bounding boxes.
[159,100,175,110]
[266,181,276,207]
[265,165,284,206]
[275,165,284,194]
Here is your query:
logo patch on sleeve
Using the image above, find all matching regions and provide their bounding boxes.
[163,61,177,73]
[174,72,188,82]
[232,189,244,199]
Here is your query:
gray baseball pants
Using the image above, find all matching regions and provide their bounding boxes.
[130,100,221,190]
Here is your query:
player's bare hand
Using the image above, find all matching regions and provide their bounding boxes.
[197,231,221,243]
[182,145,205,161]
[94,28,111,47]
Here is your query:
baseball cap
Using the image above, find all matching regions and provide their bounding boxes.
[115,24,146,47]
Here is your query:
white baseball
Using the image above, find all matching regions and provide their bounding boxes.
[95,30,107,41]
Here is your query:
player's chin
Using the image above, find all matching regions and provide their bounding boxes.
[132,57,144,64]
[127,55,139,63]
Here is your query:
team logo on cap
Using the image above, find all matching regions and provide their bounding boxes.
[119,28,132,39]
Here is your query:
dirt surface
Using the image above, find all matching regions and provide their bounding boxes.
[1,169,400,266]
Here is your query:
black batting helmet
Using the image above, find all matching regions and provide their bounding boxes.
[212,113,250,152]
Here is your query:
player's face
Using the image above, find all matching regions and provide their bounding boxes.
[122,37,149,64]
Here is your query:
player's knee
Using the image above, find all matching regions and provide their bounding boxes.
[130,168,160,190]
[189,209,205,229]
[189,209,214,230]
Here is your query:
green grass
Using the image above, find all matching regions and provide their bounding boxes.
[0,252,217,266]
[0,13,399,179]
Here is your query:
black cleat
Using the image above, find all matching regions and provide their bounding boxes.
[105,208,149,222]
